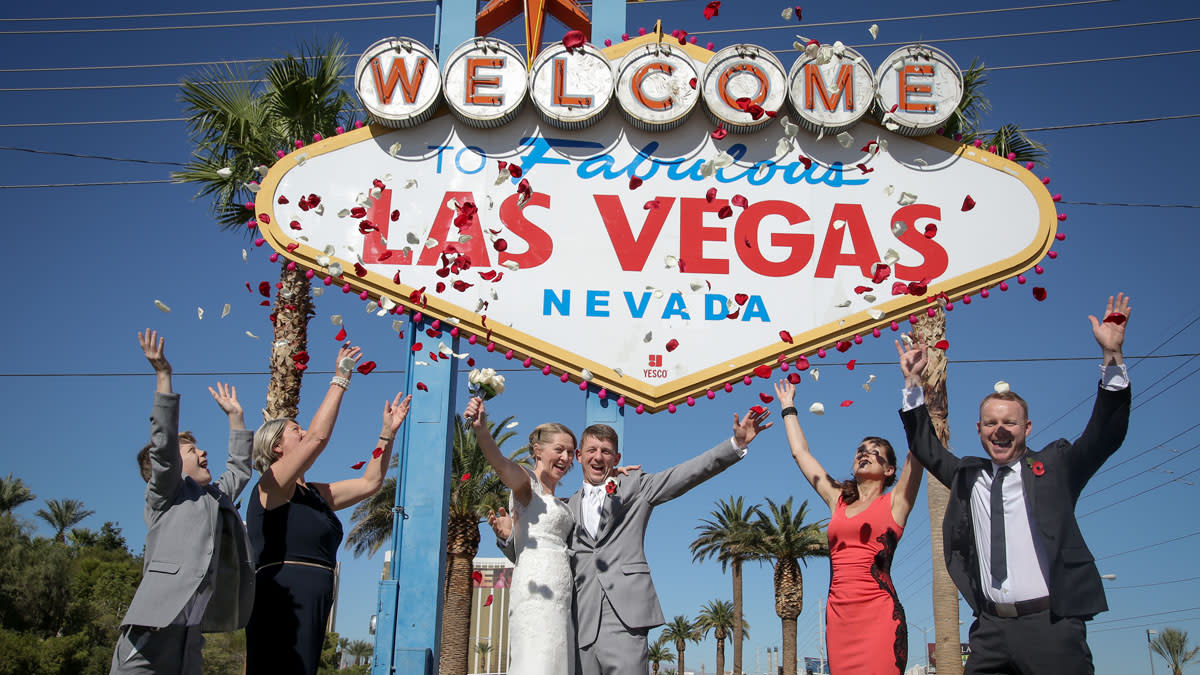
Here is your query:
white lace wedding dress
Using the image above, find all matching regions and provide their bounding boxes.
[506,467,574,674]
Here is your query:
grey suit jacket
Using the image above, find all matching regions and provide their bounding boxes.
[569,439,744,647]
[120,392,256,632]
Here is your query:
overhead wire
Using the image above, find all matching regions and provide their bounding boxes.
[1095,530,1200,561]
[0,145,185,167]
[1079,465,1200,518]
[0,0,433,21]
[0,12,436,35]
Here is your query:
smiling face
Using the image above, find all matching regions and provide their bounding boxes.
[977,398,1032,465]
[276,421,304,457]
[578,433,620,485]
[533,432,576,484]
[180,440,212,486]
[852,440,896,483]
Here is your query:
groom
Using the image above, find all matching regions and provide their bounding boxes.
[492,409,771,674]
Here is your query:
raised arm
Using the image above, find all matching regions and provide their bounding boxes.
[1067,293,1133,491]
[260,345,360,499]
[896,338,961,487]
[773,380,840,510]
[140,329,181,510]
[889,451,925,527]
[640,408,770,506]
[465,397,532,507]
[210,382,253,500]
[319,392,412,511]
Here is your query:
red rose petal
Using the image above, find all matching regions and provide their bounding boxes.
[961,195,976,212]
[840,401,853,408]
[629,176,643,190]
[891,282,910,296]
[711,126,728,140]
[1033,287,1047,301]
[509,165,523,178]
[787,372,802,384]
[435,281,446,293]
[357,361,377,375]
[794,6,803,20]
[494,238,508,252]
[258,281,271,297]
[705,187,717,203]
[733,293,749,306]
[836,341,851,352]
[472,571,483,583]
[460,472,470,482]
[354,262,368,277]
[731,194,748,208]
[307,194,321,207]
[335,325,347,341]
[562,29,586,52]
[703,1,721,20]
[1103,312,1127,325]
[924,224,938,238]
[846,359,856,370]
[350,206,367,218]
[350,461,366,470]
[372,448,384,459]
[871,264,891,284]
[749,405,766,416]
[907,279,928,296]
[718,205,733,219]
[754,364,772,379]
[416,382,428,391]
[854,285,873,294]
[689,77,697,89]
[779,330,793,344]
[856,163,874,174]
[759,392,774,404]
[484,595,493,607]
[643,200,661,210]
[666,338,680,352]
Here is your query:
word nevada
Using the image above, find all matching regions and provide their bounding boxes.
[354,33,964,137]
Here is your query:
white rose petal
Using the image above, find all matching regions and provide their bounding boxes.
[337,208,350,218]
[700,161,716,178]
[424,238,439,249]
[216,167,233,178]
[868,23,879,40]
[781,7,793,20]
[613,368,625,377]
[884,119,901,132]
[505,421,519,429]
[253,164,269,176]
[580,369,594,381]
[356,192,370,206]
[221,303,231,318]
[502,261,520,271]
[317,255,330,267]
[331,314,343,325]
[864,294,877,303]
[405,179,418,189]
[328,262,343,277]
[273,339,288,349]
[392,320,405,333]
[664,255,678,269]
[458,235,473,243]
[313,287,324,297]
[994,381,1011,394]
[406,232,420,245]
[380,296,396,311]
[901,333,914,347]
[781,117,799,138]
[832,219,847,230]
[809,402,825,415]
[370,187,383,200]
[836,131,854,148]
[643,331,653,343]
[366,301,379,313]
[775,137,793,158]
[690,282,707,292]
[245,331,259,339]
[196,307,204,320]
[811,368,820,382]
[793,40,805,51]
[415,360,429,367]
[883,185,895,197]
[867,308,884,320]
[805,42,820,60]
[884,248,901,265]
[154,299,171,313]
[314,203,325,215]
[712,151,735,169]
[242,249,247,262]
[245,182,260,193]
[831,41,846,58]
[863,374,877,391]
[388,142,402,157]
[494,168,512,185]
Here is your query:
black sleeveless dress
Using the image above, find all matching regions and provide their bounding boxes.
[245,481,343,674]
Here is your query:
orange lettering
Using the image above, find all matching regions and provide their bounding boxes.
[369,56,428,105]
[717,63,768,110]
[899,64,936,113]
[631,62,674,111]
[466,58,505,106]
[804,63,854,112]
[552,58,592,107]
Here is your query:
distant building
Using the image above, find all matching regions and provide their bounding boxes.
[470,557,513,674]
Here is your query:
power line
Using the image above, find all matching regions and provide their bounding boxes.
[0,0,432,22]
[1087,605,1200,627]
[1089,423,1200,483]
[0,145,185,167]
[1080,440,1200,501]
[1095,530,1200,561]
[0,179,174,189]
[1090,615,1200,634]
[1105,575,1200,590]
[1022,113,1200,132]
[989,48,1200,71]
[1079,465,1200,518]
[0,12,435,35]
[690,0,1119,36]
[1061,200,1200,209]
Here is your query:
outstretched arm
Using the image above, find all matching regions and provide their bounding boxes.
[773,380,840,510]
[320,392,412,511]
[260,345,359,498]
[1067,294,1133,491]
[210,382,253,500]
[889,451,925,528]
[465,397,532,507]
[140,329,181,510]
[896,338,960,487]
[641,408,771,506]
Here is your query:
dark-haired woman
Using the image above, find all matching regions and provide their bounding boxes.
[773,379,924,674]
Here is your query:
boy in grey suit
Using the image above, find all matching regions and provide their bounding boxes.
[110,330,256,675]
[494,410,771,674]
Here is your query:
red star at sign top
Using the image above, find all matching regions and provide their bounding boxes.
[476,0,592,66]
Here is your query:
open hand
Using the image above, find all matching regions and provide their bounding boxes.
[208,382,242,416]
[487,507,512,541]
[382,392,412,435]
[613,464,642,477]
[773,380,796,407]
[733,407,773,447]
[1088,293,1131,365]
[335,344,363,377]
[895,336,928,387]
[138,329,170,373]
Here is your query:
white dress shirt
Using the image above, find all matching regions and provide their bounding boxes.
[578,437,750,539]
[902,363,1129,604]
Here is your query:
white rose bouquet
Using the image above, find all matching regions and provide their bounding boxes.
[468,367,506,400]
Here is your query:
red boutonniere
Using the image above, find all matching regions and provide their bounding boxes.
[604,477,617,495]
[1026,457,1046,476]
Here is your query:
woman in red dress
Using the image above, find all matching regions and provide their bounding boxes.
[773,379,925,674]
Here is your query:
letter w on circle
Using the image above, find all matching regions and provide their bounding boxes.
[370,55,428,105]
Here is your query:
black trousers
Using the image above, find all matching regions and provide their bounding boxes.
[965,610,1093,675]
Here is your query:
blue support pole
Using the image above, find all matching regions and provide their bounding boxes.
[583,384,625,451]
[372,321,459,675]
[589,0,627,45]
[435,0,477,68]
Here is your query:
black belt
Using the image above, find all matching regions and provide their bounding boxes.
[982,595,1050,618]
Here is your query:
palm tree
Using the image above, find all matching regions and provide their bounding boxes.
[68,527,100,548]
[648,634,676,675]
[696,599,749,675]
[1151,628,1200,675]
[661,615,699,675]
[337,636,350,668]
[0,474,35,514]
[474,640,493,672]
[35,498,95,543]
[746,497,828,675]
[175,40,356,419]
[347,639,374,666]
[691,496,758,674]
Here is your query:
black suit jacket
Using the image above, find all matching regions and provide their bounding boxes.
[900,384,1131,619]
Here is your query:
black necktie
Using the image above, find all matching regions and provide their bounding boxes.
[991,466,1011,586]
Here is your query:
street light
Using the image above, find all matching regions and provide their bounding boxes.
[1147,629,1158,675]
[911,623,932,674]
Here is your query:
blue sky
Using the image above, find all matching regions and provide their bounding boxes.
[1,1,1198,673]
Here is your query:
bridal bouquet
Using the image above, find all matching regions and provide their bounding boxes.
[468,367,506,400]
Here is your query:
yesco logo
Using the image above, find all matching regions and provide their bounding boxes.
[645,354,668,380]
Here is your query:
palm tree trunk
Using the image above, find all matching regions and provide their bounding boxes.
[716,637,725,675]
[439,513,480,675]
[732,559,744,674]
[677,644,685,675]
[265,264,315,419]
[913,306,963,675]
[781,616,797,675]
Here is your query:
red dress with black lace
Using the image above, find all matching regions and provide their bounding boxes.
[826,492,908,674]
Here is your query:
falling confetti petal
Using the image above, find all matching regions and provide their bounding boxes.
[246,331,259,339]
[643,331,653,343]
[994,381,1010,394]
[197,307,204,320]
[867,308,884,320]
[840,400,853,407]
[898,192,918,206]
[863,374,876,392]
[809,402,825,415]
[868,24,879,39]
[154,300,171,313]
[388,142,402,157]
[331,314,344,325]
[216,167,233,178]
[811,368,820,382]
[836,131,854,148]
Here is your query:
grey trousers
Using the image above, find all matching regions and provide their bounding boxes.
[578,595,650,675]
[965,611,1093,675]
[109,624,205,675]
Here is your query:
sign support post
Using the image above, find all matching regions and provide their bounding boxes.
[373,325,459,674]
[589,0,626,45]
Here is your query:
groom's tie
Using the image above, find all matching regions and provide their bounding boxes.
[582,483,604,539]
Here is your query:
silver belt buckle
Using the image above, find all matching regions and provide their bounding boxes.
[994,602,1018,618]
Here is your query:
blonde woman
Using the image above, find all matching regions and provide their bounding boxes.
[244,343,410,675]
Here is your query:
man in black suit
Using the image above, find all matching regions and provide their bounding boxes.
[897,293,1132,674]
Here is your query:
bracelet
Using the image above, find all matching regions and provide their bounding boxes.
[781,406,799,417]
[379,435,394,443]
[330,376,350,390]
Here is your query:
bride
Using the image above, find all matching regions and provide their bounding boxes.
[465,397,576,674]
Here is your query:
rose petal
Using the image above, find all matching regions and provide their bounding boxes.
[1103,312,1127,325]
[335,325,348,341]
[779,330,793,344]
[731,194,748,208]
[706,187,718,203]
[994,381,1010,394]
[868,23,879,39]
[357,361,377,375]
[924,224,938,238]
[759,393,774,404]
[754,364,772,379]
[718,205,733,219]
[416,382,428,391]
[934,339,949,350]
[809,402,824,415]
[711,126,728,140]
[666,338,680,352]
[350,461,366,470]
[961,195,976,211]
[703,1,720,19]
[154,299,171,313]
[840,400,853,407]
[846,359,856,370]
[629,176,643,190]
[1033,287,1047,301]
